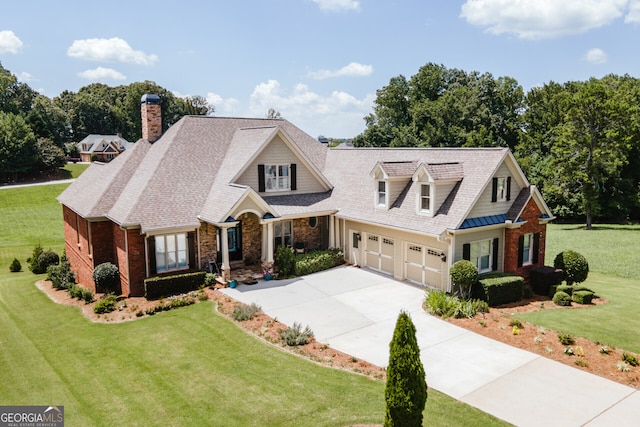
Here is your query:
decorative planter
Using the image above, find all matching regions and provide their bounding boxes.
[229,279,237,288]
[263,274,273,281]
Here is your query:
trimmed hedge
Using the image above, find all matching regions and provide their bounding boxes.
[529,266,563,296]
[573,290,594,304]
[553,291,572,306]
[556,284,574,296]
[294,251,335,276]
[476,273,524,307]
[144,271,206,300]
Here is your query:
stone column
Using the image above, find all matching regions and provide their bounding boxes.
[220,225,231,281]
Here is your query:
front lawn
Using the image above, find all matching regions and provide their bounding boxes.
[515,223,640,353]
[0,183,508,426]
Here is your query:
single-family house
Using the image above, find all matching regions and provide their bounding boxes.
[58,94,555,296]
[76,134,131,162]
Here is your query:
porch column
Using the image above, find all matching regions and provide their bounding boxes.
[220,225,231,280]
[266,222,274,263]
[328,215,335,248]
[261,223,267,261]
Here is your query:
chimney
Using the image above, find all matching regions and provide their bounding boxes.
[141,94,162,143]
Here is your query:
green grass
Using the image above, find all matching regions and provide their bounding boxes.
[0,183,507,426]
[515,223,640,353]
[62,162,90,179]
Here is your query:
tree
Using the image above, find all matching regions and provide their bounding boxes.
[0,111,37,181]
[384,311,427,427]
[266,108,282,119]
[552,77,636,228]
[450,260,478,300]
[35,138,66,172]
[554,250,589,286]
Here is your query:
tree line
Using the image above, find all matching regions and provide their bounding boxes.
[0,62,212,182]
[353,63,640,226]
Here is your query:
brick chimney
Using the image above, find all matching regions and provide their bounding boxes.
[141,94,162,143]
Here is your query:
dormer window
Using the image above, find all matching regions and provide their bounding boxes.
[420,184,431,213]
[377,180,387,207]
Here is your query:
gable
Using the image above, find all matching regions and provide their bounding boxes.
[466,160,523,219]
[235,133,329,194]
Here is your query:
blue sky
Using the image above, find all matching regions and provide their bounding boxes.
[1,0,639,138]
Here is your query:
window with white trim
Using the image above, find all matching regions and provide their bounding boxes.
[420,184,431,212]
[470,239,493,273]
[274,220,293,248]
[265,165,290,191]
[522,233,533,266]
[155,233,188,273]
[496,177,507,202]
[377,180,387,206]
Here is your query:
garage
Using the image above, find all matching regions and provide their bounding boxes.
[364,234,394,275]
[404,243,444,289]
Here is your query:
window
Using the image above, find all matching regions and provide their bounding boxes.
[265,165,290,191]
[496,177,507,201]
[469,239,493,273]
[420,184,431,212]
[492,176,511,202]
[274,220,293,248]
[522,233,533,266]
[155,233,188,273]
[377,181,386,206]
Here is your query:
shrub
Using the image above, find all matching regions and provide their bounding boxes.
[476,273,524,306]
[572,290,595,305]
[27,243,44,273]
[144,271,206,300]
[556,284,573,296]
[47,261,75,290]
[275,246,296,277]
[93,262,120,293]
[558,332,575,345]
[384,311,427,427]
[554,250,589,286]
[529,266,563,295]
[294,251,336,276]
[327,247,345,265]
[553,291,572,306]
[204,273,218,287]
[425,290,487,319]
[9,258,21,272]
[449,260,478,300]
[37,250,59,272]
[279,322,314,346]
[232,302,262,321]
[622,352,639,367]
[93,294,117,314]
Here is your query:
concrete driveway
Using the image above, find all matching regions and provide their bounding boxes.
[221,265,639,427]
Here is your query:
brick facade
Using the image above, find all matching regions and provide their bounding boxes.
[112,224,147,296]
[504,199,547,281]
[141,101,162,142]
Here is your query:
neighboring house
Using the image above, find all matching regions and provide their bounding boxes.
[58,94,555,297]
[76,134,131,162]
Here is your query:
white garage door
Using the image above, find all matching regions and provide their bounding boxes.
[405,243,444,289]
[365,234,394,275]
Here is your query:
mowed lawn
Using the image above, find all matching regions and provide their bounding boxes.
[0,184,506,427]
[516,223,640,354]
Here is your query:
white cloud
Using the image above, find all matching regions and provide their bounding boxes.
[248,79,373,137]
[625,0,640,22]
[311,0,360,12]
[206,92,240,115]
[68,37,158,65]
[308,62,373,80]
[461,0,628,39]
[78,67,126,81]
[0,30,23,54]
[585,48,608,64]
[16,72,33,82]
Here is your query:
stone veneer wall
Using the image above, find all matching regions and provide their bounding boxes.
[199,221,218,268]
[240,213,261,265]
[293,217,323,251]
[504,199,547,281]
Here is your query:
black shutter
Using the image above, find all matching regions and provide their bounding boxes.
[517,235,524,267]
[258,164,265,192]
[463,243,470,261]
[148,237,157,275]
[492,238,499,271]
[506,177,512,201]
[533,233,540,264]
[188,232,196,269]
[290,163,297,190]
[491,177,498,202]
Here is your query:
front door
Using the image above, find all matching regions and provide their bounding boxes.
[217,224,243,262]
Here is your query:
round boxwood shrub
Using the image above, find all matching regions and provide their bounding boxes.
[93,262,120,293]
[554,250,589,286]
[37,250,60,273]
[553,290,572,306]
[9,258,22,272]
[450,260,478,300]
